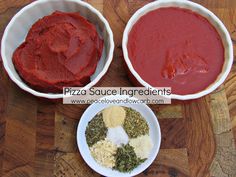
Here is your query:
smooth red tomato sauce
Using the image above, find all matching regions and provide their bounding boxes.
[128,7,224,95]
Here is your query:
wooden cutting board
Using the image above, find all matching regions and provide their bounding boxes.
[0,0,236,177]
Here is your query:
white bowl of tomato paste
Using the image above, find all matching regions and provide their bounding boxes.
[122,0,233,100]
[1,0,114,99]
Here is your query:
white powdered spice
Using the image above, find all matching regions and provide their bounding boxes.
[106,126,129,147]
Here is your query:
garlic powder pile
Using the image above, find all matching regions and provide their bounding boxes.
[102,106,126,127]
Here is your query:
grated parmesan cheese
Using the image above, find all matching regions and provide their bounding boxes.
[129,135,153,159]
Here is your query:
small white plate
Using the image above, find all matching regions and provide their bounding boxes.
[76,95,161,177]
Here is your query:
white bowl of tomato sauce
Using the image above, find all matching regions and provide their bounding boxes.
[122,0,233,100]
[1,0,114,99]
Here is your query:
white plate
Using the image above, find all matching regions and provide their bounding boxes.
[77,95,161,177]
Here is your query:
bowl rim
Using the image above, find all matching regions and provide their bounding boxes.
[1,0,115,99]
[122,0,233,100]
[76,95,161,177]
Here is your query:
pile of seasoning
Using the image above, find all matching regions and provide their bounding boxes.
[90,139,117,168]
[85,106,153,173]
[85,113,107,147]
[114,144,145,172]
[124,107,149,138]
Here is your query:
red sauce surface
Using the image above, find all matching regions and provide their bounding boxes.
[128,7,224,95]
[13,11,103,93]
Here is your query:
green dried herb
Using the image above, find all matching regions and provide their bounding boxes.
[114,144,146,172]
[85,113,107,147]
[123,108,149,138]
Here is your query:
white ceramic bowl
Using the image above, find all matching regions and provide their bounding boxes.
[77,95,161,177]
[122,0,233,100]
[1,0,114,99]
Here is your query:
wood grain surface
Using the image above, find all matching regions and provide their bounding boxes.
[0,0,236,177]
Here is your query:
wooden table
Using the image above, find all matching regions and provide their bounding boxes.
[0,0,236,176]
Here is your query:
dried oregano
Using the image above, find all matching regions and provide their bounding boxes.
[123,108,149,138]
[85,113,107,147]
[114,144,145,172]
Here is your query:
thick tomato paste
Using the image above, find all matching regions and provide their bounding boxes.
[128,7,224,95]
[13,11,103,93]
